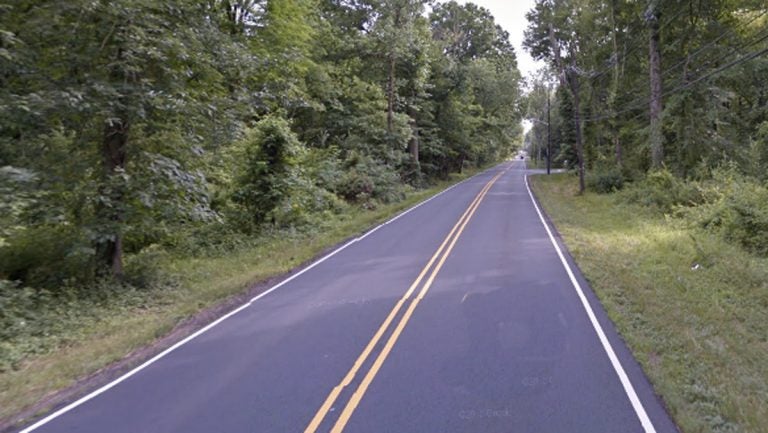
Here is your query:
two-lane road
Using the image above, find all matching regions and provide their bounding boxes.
[22,160,678,433]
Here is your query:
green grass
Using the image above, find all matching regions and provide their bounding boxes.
[530,173,768,433]
[0,168,485,426]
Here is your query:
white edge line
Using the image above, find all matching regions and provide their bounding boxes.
[19,164,503,433]
[523,174,657,433]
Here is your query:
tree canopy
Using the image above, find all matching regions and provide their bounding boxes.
[0,0,523,284]
[523,0,768,185]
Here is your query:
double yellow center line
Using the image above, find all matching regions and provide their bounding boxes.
[304,167,508,433]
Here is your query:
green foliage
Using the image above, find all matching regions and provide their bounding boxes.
[0,166,39,244]
[620,169,701,213]
[586,167,624,194]
[0,279,54,371]
[0,226,95,289]
[682,168,768,256]
[746,121,768,181]
[0,277,156,373]
[229,116,351,230]
[232,116,303,227]
[523,0,768,196]
[620,166,768,257]
[335,152,406,206]
[553,86,578,168]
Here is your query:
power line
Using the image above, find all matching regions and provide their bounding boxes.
[580,24,768,123]
[581,42,768,123]
[588,6,688,84]
[587,6,766,100]
[584,10,768,111]
[659,8,768,81]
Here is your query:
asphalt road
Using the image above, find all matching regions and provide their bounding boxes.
[22,160,678,433]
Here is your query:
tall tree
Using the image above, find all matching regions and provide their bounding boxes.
[646,0,664,169]
[524,0,588,192]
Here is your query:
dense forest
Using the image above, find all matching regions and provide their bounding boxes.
[523,0,768,257]
[0,0,521,286]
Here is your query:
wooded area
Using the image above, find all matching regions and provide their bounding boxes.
[0,1,521,288]
[523,0,768,262]
[524,0,767,187]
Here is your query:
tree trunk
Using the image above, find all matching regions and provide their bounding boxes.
[386,6,402,136]
[387,53,396,134]
[568,68,586,194]
[407,116,419,163]
[408,131,419,160]
[99,117,128,278]
[609,0,622,167]
[547,86,551,175]
[647,2,664,169]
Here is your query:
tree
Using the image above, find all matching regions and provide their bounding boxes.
[524,0,588,192]
[1,0,246,277]
[646,0,664,169]
[232,116,301,226]
[428,1,522,174]
[0,0,522,288]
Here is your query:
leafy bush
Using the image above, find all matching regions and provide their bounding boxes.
[586,167,624,194]
[123,245,175,289]
[682,168,768,256]
[620,169,701,213]
[0,166,40,243]
[231,116,302,226]
[0,280,53,371]
[0,225,96,289]
[335,152,406,206]
[271,175,347,227]
[164,222,257,257]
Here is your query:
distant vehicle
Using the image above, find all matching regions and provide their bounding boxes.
[519,155,524,159]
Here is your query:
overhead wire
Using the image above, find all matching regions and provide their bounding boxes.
[580,44,768,123]
[579,16,768,123]
[585,7,766,108]
[587,6,689,84]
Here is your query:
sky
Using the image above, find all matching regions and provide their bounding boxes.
[454,0,545,79]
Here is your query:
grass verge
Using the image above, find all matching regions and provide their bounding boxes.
[0,166,488,429]
[530,173,768,433]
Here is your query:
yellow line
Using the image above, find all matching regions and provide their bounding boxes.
[303,170,503,433]
[329,169,507,432]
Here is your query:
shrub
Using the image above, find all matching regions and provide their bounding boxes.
[270,174,347,228]
[620,169,701,213]
[231,116,302,226]
[123,244,174,289]
[586,168,624,194]
[0,225,97,289]
[0,277,153,372]
[683,168,768,256]
[165,221,257,257]
[335,152,406,206]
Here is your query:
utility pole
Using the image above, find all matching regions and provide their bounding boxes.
[546,83,551,175]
